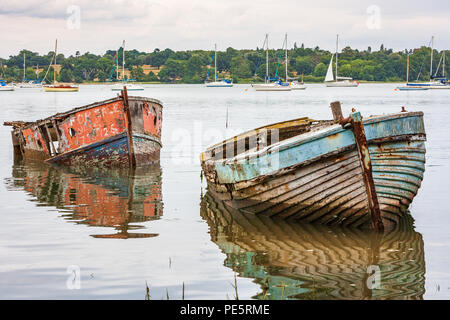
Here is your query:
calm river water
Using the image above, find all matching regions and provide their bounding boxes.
[0,83,449,299]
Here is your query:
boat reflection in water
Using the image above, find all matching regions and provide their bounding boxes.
[7,160,163,239]
[201,191,425,300]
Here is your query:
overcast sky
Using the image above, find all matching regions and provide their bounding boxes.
[0,0,449,58]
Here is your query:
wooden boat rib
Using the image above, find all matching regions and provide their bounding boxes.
[4,88,163,168]
[200,102,426,230]
[200,191,425,299]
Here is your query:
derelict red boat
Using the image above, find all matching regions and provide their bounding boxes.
[5,88,162,167]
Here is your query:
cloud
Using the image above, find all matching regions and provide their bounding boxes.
[0,0,449,58]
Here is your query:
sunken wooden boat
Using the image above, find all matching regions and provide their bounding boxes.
[200,191,425,299]
[200,102,426,231]
[4,87,162,168]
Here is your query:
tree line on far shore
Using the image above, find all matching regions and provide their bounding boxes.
[1,43,448,84]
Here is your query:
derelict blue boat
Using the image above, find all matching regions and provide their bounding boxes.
[200,102,426,231]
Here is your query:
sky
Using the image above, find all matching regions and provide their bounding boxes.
[0,0,449,58]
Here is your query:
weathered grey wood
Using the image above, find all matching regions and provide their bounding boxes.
[330,101,343,123]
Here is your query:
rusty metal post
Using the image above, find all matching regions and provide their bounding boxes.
[330,101,343,123]
[349,111,384,232]
[121,86,136,167]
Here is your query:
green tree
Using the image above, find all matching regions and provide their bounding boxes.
[158,59,185,82]
[313,62,327,77]
[60,69,74,82]
[295,56,313,75]
[130,67,146,81]
[230,55,252,79]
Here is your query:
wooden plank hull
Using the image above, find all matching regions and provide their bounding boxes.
[200,191,425,299]
[201,111,426,230]
[7,95,163,168]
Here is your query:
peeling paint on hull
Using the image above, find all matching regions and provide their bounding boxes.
[201,111,426,230]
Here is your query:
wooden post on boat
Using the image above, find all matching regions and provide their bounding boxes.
[349,111,384,233]
[330,101,343,123]
[121,86,136,167]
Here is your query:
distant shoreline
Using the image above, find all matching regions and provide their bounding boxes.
[78,80,405,85]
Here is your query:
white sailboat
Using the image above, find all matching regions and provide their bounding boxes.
[325,34,359,87]
[205,44,233,87]
[252,34,291,91]
[111,40,144,91]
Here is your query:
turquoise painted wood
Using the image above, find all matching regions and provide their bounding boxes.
[214,112,425,184]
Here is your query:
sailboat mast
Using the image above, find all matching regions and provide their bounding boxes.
[335,34,338,82]
[54,39,57,84]
[406,54,410,83]
[430,36,434,79]
[285,33,288,82]
[23,53,25,82]
[266,34,269,84]
[444,50,446,78]
[122,40,125,82]
[214,43,217,81]
[116,50,119,80]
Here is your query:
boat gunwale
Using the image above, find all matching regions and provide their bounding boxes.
[9,95,163,132]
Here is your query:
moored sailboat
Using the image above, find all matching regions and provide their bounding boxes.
[205,44,233,87]
[252,34,291,91]
[325,35,359,87]
[406,36,450,90]
[111,40,144,91]
[18,53,42,88]
[396,54,429,91]
[44,39,79,92]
